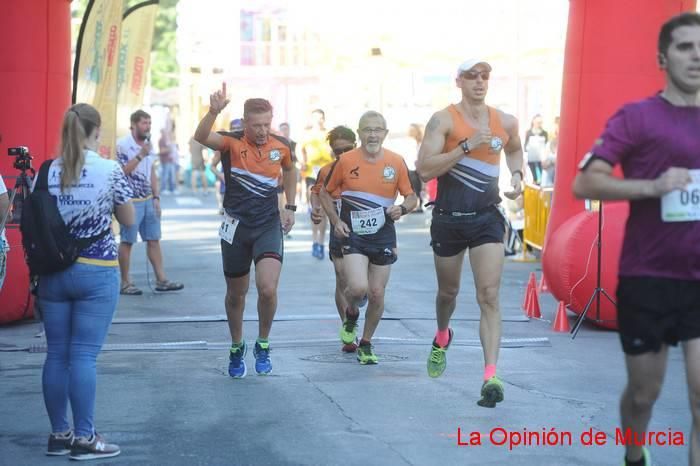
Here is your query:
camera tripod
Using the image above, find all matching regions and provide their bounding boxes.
[0,166,36,320]
[570,200,617,339]
[0,167,35,237]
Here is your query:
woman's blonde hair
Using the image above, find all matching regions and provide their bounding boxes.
[59,103,101,191]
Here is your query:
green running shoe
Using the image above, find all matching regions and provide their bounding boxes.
[357,342,378,365]
[340,316,358,345]
[427,328,454,378]
[477,376,504,408]
[622,447,651,466]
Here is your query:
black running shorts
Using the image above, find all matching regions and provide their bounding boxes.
[221,220,283,278]
[337,230,397,266]
[328,227,343,262]
[430,206,505,257]
[617,276,700,355]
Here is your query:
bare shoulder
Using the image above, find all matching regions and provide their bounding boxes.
[425,108,452,135]
[494,109,518,132]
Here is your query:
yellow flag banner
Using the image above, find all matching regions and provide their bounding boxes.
[73,0,124,158]
[117,1,160,139]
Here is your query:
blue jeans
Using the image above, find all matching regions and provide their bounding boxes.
[160,161,177,192]
[38,263,119,437]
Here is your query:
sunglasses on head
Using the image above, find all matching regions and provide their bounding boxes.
[461,70,490,81]
[333,146,354,156]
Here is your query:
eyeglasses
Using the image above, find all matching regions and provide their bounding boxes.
[360,127,387,135]
[460,70,490,81]
[332,146,355,156]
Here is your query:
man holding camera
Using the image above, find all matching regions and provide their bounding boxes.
[117,109,183,295]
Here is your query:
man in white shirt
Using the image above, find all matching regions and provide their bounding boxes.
[117,110,183,295]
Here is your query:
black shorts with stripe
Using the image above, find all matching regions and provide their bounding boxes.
[221,219,283,278]
[430,205,505,257]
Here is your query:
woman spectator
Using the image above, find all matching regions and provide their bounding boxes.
[39,103,134,461]
[524,114,549,185]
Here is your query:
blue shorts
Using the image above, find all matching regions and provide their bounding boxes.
[120,198,161,243]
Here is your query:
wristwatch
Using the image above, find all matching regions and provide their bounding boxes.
[511,169,524,179]
[400,205,408,216]
[284,204,297,212]
[136,154,143,162]
[459,138,470,154]
[153,196,160,200]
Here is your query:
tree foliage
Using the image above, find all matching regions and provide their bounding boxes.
[148,0,179,90]
[72,0,179,90]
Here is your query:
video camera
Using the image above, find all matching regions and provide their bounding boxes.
[8,146,33,172]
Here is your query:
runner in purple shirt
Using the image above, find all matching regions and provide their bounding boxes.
[574,12,700,466]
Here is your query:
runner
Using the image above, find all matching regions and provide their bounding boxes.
[321,111,417,364]
[310,126,358,351]
[194,85,297,377]
[416,58,524,407]
[300,109,334,259]
[573,13,700,466]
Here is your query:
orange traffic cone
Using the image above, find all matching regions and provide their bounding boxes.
[527,272,537,290]
[552,301,570,332]
[522,272,537,311]
[538,273,549,294]
[526,287,541,319]
[522,287,532,315]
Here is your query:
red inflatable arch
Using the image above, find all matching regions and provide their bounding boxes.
[0,0,72,322]
[542,0,697,329]
[0,0,696,323]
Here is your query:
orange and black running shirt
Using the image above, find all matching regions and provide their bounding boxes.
[311,162,343,197]
[220,131,293,228]
[436,105,510,214]
[312,162,341,216]
[324,148,413,246]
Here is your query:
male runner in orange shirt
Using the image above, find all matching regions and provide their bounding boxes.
[417,59,524,407]
[321,111,417,364]
[195,85,297,378]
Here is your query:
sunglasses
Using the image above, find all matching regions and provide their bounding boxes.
[333,146,355,156]
[359,127,387,135]
[461,70,490,81]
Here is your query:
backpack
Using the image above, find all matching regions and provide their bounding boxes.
[20,160,109,276]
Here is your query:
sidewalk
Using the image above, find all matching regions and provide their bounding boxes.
[0,193,689,465]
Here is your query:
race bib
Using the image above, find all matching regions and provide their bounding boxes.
[661,169,700,222]
[351,207,385,235]
[218,213,239,244]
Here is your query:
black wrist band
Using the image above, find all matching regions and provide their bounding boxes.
[153,196,160,200]
[459,138,470,154]
[511,169,524,179]
[284,204,297,212]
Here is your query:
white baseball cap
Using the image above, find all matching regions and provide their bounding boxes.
[457,58,492,75]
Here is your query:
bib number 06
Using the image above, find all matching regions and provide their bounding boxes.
[661,169,700,223]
